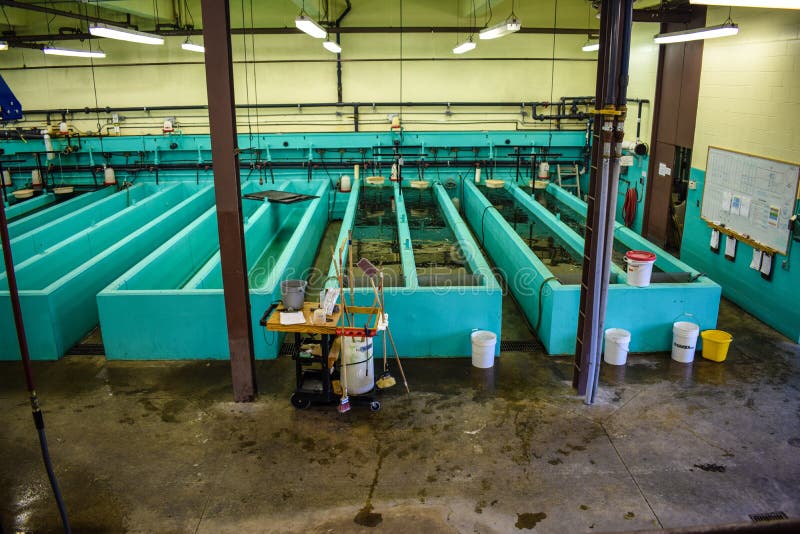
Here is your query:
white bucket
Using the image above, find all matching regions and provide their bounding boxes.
[471,330,497,369]
[342,336,375,395]
[624,250,657,287]
[671,321,700,363]
[604,328,631,366]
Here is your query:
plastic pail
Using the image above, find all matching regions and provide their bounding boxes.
[471,330,497,369]
[624,250,657,287]
[604,328,631,365]
[701,330,733,362]
[672,321,700,363]
[280,279,307,311]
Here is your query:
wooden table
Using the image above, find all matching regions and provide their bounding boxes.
[261,301,381,411]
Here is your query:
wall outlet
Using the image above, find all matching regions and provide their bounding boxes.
[688,180,697,190]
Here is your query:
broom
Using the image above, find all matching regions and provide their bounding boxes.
[347,230,356,325]
[333,246,351,413]
[357,258,393,389]
[358,258,409,393]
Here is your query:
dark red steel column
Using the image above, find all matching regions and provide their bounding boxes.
[201,0,257,402]
[573,0,633,402]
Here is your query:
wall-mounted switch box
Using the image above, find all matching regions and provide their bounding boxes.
[688,180,697,190]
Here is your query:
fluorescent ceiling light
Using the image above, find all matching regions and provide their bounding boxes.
[322,39,341,53]
[0,41,7,51]
[453,38,476,54]
[295,15,327,39]
[690,0,800,9]
[43,46,106,58]
[181,41,205,53]
[89,23,164,45]
[479,17,521,40]
[654,22,739,44]
[582,40,599,52]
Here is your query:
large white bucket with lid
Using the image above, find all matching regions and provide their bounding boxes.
[342,336,375,394]
[604,328,631,366]
[672,321,700,363]
[471,330,497,368]
[624,250,657,287]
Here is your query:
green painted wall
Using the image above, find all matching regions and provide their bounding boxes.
[1,0,658,135]
[682,7,800,342]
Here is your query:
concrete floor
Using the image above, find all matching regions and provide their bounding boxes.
[1,298,799,533]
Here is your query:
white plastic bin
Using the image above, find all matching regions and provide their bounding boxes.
[672,321,700,363]
[624,250,657,287]
[341,336,375,394]
[604,328,631,365]
[471,330,497,369]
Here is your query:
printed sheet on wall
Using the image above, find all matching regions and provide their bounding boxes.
[700,147,799,255]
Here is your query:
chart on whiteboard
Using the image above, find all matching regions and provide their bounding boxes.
[701,147,799,255]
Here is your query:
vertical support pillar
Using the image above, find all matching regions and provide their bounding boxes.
[201,0,257,402]
[573,0,633,403]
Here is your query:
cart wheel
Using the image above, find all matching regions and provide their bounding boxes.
[291,394,311,410]
[369,401,381,412]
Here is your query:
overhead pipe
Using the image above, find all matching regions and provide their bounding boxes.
[22,100,591,116]
[0,0,126,27]
[334,0,352,104]
[4,24,608,46]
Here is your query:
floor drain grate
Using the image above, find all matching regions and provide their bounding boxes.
[282,340,542,355]
[500,340,542,353]
[749,511,788,522]
[65,343,105,356]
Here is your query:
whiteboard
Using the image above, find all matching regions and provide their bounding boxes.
[701,147,799,255]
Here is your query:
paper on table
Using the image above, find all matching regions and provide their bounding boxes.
[760,253,772,275]
[750,249,762,270]
[724,235,737,259]
[280,311,307,325]
[710,229,720,249]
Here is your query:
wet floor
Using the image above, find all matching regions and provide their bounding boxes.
[0,299,798,533]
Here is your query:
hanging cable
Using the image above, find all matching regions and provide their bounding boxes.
[0,200,71,533]
[249,0,261,150]
[547,0,558,153]
[399,0,404,122]
[85,1,105,156]
[240,0,253,143]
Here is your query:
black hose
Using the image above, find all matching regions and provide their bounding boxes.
[36,416,70,533]
[0,193,71,534]
[480,203,498,245]
[535,276,559,333]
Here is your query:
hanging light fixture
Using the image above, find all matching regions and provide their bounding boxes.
[89,23,164,45]
[181,38,205,53]
[322,39,341,53]
[654,21,739,44]
[295,15,327,39]
[582,40,599,52]
[479,0,521,40]
[690,0,800,8]
[453,37,477,54]
[479,16,521,39]
[43,46,106,58]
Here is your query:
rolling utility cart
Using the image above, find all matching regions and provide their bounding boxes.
[260,302,382,412]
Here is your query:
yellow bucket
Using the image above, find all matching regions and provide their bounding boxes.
[700,330,733,362]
